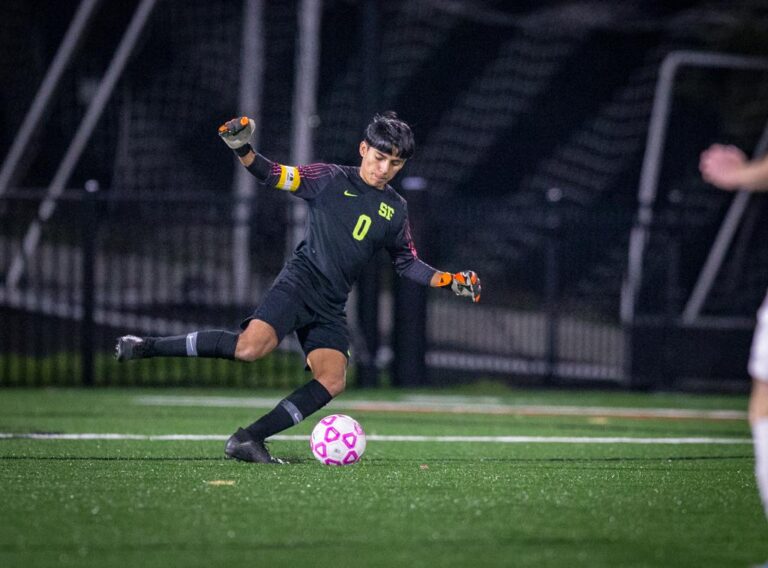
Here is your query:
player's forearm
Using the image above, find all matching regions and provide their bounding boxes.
[702,147,768,192]
[233,144,273,182]
[394,258,470,292]
[738,159,768,191]
[238,148,256,167]
[398,259,437,286]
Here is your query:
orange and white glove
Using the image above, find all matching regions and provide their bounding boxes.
[218,116,255,155]
[437,271,481,303]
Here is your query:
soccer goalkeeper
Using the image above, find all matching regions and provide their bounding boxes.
[115,111,481,463]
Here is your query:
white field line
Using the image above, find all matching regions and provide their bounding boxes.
[0,433,752,445]
[133,395,748,421]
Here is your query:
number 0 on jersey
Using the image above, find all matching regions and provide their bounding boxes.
[352,214,372,241]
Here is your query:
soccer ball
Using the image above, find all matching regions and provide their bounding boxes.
[310,414,366,466]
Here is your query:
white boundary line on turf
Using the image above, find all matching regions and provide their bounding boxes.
[133,395,748,421]
[0,433,753,444]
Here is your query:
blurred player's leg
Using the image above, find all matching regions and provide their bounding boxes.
[750,380,768,518]
[748,297,768,519]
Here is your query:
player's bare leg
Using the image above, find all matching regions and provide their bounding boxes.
[306,348,347,397]
[234,319,279,362]
[750,379,768,519]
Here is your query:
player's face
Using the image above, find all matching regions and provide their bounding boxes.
[358,141,406,189]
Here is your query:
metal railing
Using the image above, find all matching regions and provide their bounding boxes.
[1,187,300,387]
[1,186,633,387]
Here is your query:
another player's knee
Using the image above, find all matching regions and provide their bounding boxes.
[749,379,768,425]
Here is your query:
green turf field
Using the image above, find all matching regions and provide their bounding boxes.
[0,387,766,567]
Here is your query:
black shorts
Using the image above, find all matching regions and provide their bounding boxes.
[241,283,350,360]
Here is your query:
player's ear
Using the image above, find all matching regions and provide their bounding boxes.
[359,141,368,158]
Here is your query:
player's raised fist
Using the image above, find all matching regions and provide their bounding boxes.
[218,116,255,149]
[451,270,481,303]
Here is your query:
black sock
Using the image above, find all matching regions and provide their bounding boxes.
[246,379,333,440]
[147,330,238,359]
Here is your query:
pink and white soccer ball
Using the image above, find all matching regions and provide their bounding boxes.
[310,414,366,466]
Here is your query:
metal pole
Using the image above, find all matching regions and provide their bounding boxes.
[232,0,265,305]
[620,52,679,325]
[392,177,429,387]
[356,0,381,388]
[5,0,158,290]
[81,180,100,386]
[0,0,103,195]
[544,188,562,383]
[288,0,323,254]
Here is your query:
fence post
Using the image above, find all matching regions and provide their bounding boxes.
[545,188,562,383]
[392,177,428,387]
[355,0,382,389]
[81,180,99,386]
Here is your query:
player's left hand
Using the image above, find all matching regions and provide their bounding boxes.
[218,116,255,150]
[450,270,481,303]
[699,144,747,190]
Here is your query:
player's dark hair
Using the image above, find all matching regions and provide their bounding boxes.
[364,111,415,160]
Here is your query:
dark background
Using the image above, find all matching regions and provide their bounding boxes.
[3,1,768,389]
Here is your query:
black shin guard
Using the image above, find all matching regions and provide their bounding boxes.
[149,330,238,359]
[246,379,333,440]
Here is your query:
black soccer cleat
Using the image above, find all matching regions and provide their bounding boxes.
[225,428,285,464]
[114,335,152,362]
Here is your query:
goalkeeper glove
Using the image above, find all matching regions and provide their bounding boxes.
[218,116,255,156]
[438,271,481,303]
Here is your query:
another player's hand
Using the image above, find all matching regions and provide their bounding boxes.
[450,271,481,303]
[218,116,255,150]
[699,144,748,190]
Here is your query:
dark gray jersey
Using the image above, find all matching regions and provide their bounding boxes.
[259,160,436,318]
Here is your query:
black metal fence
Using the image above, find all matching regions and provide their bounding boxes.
[1,188,303,387]
[0,187,753,390]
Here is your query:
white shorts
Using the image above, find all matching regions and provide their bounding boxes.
[749,292,768,381]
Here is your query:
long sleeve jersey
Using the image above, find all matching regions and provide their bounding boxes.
[251,157,437,318]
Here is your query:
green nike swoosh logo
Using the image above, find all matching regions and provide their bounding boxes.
[344,190,358,197]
